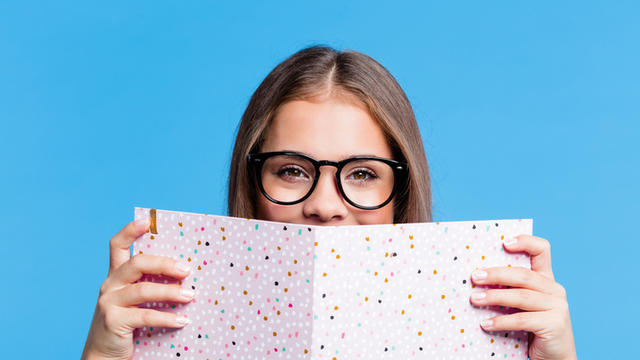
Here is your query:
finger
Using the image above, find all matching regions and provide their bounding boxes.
[471,266,562,295]
[109,219,150,274]
[108,254,191,287]
[111,307,191,331]
[109,282,195,307]
[470,288,559,312]
[479,310,548,334]
[503,235,554,280]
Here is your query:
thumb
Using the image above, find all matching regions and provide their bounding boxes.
[109,219,149,274]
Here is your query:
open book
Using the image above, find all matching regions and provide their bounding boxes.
[132,207,531,359]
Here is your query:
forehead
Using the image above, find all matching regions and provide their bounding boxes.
[261,99,393,160]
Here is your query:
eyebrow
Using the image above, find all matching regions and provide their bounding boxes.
[343,153,382,159]
[276,150,384,161]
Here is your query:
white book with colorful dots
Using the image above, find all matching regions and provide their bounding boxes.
[132,207,531,359]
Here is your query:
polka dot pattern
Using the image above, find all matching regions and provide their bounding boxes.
[133,208,315,359]
[133,208,531,359]
[311,220,531,359]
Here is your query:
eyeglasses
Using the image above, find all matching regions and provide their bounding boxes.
[247,151,409,210]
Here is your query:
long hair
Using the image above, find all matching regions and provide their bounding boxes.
[228,46,432,223]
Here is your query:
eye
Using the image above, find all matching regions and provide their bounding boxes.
[346,168,377,181]
[276,165,310,181]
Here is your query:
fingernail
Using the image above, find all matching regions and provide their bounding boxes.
[180,289,195,300]
[135,218,150,227]
[480,319,493,328]
[472,270,487,280]
[176,315,190,326]
[504,237,518,246]
[471,292,487,301]
[175,262,191,274]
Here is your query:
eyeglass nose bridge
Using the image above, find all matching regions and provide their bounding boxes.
[315,160,343,176]
[310,159,385,210]
[307,160,345,198]
[316,160,340,167]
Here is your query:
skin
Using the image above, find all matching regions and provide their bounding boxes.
[82,97,576,360]
[255,98,395,225]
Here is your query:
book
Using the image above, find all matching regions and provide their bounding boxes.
[132,207,531,359]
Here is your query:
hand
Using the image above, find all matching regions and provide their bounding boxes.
[82,219,194,360]
[469,235,577,360]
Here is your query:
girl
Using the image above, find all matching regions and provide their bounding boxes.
[82,46,576,359]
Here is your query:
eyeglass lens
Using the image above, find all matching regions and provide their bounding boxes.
[260,154,395,207]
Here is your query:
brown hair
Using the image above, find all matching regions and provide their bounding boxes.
[227,46,432,223]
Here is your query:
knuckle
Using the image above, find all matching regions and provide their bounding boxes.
[487,289,503,303]
[165,255,176,266]
[512,313,528,328]
[170,284,183,298]
[130,254,145,269]
[99,280,110,296]
[163,257,177,271]
[555,283,567,298]
[103,307,120,329]
[133,282,152,300]
[110,222,140,249]
[555,296,570,314]
[109,234,119,249]
[97,294,110,311]
[520,269,535,287]
[484,289,496,302]
[140,309,155,325]
[516,289,532,305]
[489,268,505,284]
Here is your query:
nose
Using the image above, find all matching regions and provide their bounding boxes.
[302,166,349,223]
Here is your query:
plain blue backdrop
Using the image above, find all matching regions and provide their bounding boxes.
[1,1,638,358]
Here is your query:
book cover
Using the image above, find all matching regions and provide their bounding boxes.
[132,207,531,359]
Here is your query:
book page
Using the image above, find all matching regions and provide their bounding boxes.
[132,208,316,359]
[312,220,531,359]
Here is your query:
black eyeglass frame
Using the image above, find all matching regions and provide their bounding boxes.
[247,151,409,210]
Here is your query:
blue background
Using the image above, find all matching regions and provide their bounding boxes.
[1,1,637,358]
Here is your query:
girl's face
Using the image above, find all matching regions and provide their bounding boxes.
[256,98,395,226]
